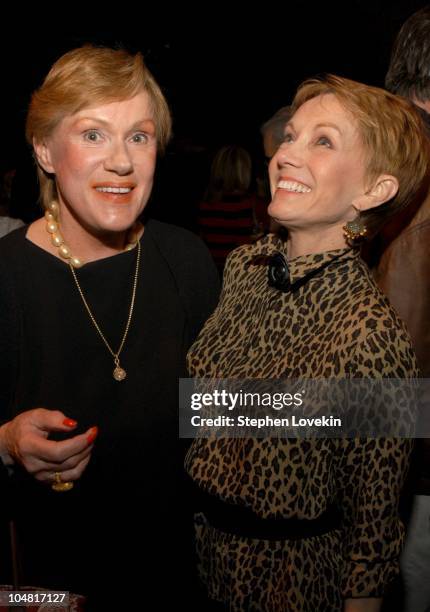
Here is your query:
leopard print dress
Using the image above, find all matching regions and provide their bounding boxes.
[185,234,417,612]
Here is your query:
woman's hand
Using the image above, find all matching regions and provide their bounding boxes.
[0,408,97,484]
[344,598,382,612]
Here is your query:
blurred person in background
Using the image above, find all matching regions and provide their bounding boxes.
[371,6,430,612]
[0,168,24,238]
[197,144,269,273]
[260,106,292,235]
[261,105,292,160]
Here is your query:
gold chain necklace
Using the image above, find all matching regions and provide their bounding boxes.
[69,240,140,381]
[45,201,141,381]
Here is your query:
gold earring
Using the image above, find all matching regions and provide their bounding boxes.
[343,218,367,242]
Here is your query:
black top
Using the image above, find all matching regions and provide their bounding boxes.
[0,219,220,609]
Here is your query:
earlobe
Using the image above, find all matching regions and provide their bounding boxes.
[33,138,55,174]
[355,175,399,211]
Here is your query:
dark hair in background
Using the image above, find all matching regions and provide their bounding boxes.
[204,145,252,202]
[260,106,291,153]
[385,5,430,101]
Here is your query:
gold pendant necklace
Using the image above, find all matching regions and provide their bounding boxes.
[52,471,74,492]
[45,201,141,381]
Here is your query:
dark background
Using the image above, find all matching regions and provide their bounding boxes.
[1,1,428,225]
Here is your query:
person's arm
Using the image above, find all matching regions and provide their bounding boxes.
[339,434,412,608]
[339,329,416,607]
[375,225,430,493]
[374,224,430,377]
[0,250,96,484]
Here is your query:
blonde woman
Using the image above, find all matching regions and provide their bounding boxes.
[0,46,218,609]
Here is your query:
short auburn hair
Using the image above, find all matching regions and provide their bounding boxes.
[291,74,430,237]
[26,45,172,209]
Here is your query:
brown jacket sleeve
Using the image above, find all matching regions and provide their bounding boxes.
[374,209,430,495]
[374,220,430,376]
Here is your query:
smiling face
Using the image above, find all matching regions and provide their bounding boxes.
[268,94,370,243]
[34,91,157,243]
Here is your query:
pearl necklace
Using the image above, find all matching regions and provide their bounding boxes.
[44,200,138,267]
[45,200,141,381]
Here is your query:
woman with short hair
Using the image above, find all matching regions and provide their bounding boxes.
[186,75,429,611]
[0,45,219,609]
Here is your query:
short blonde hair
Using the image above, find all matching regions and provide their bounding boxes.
[291,74,430,236]
[26,45,172,209]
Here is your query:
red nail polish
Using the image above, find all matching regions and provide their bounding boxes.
[87,426,98,444]
[63,418,77,428]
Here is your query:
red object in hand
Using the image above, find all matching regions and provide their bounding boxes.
[87,426,98,444]
[63,418,78,428]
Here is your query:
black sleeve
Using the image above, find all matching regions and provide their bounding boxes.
[146,220,220,343]
[0,255,20,494]
[0,256,20,424]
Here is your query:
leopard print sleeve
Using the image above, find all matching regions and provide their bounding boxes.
[339,328,417,598]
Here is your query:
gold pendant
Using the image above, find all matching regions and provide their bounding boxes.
[52,472,74,492]
[52,480,74,492]
[113,366,127,381]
